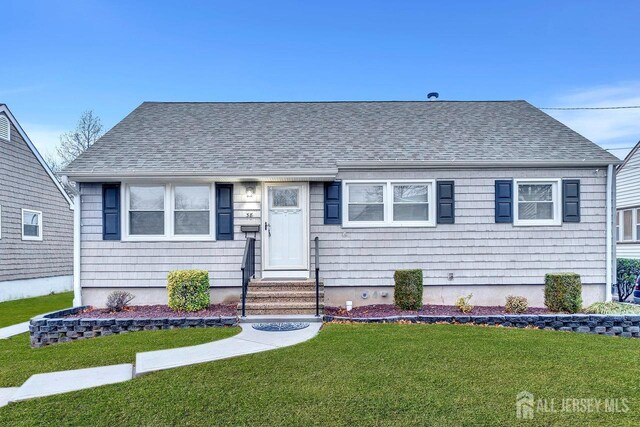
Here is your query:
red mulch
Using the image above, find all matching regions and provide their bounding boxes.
[66,304,238,319]
[325,304,550,318]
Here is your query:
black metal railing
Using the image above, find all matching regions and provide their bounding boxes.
[314,236,320,317]
[240,237,256,317]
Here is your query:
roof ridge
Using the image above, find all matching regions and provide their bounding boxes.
[141,100,528,105]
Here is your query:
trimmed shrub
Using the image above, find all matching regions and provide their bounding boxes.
[455,294,473,313]
[544,273,582,313]
[168,270,210,312]
[105,291,135,312]
[616,258,640,302]
[505,295,528,314]
[394,269,423,310]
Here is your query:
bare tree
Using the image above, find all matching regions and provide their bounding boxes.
[43,151,64,174]
[56,110,103,168]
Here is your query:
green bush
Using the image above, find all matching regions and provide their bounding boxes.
[394,269,423,310]
[544,273,582,313]
[584,301,640,315]
[505,295,528,314]
[167,270,210,312]
[616,258,640,302]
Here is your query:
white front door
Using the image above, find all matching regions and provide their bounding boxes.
[263,183,309,276]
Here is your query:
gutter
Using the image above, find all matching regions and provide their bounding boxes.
[338,160,623,169]
[606,164,614,302]
[64,168,339,182]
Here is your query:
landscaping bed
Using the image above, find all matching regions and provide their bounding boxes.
[66,303,237,319]
[29,305,239,348]
[325,303,549,318]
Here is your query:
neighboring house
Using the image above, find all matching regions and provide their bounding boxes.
[63,101,619,312]
[615,140,640,258]
[0,104,74,302]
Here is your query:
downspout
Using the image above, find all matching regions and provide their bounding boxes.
[605,164,613,302]
[73,185,82,307]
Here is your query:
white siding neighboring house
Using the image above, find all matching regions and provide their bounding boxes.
[0,104,74,301]
[616,140,640,259]
[63,101,620,310]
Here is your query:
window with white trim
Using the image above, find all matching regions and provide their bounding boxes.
[513,179,561,226]
[343,180,435,227]
[124,183,215,240]
[616,208,640,242]
[22,209,42,241]
[174,185,211,235]
[393,184,430,222]
[129,185,165,235]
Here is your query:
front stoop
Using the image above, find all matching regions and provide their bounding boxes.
[238,279,324,315]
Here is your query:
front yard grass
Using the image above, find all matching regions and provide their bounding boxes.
[0,327,239,387]
[2,323,639,426]
[0,292,74,327]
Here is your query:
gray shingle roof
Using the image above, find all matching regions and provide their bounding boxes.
[64,101,619,176]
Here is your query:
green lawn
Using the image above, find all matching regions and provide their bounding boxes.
[0,292,74,327]
[1,324,639,426]
[0,327,239,387]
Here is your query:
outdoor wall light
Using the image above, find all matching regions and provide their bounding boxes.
[245,185,255,198]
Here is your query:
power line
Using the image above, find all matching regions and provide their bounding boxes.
[540,105,640,110]
[605,146,636,151]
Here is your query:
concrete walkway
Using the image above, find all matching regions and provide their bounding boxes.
[0,322,30,340]
[136,322,321,375]
[1,322,322,408]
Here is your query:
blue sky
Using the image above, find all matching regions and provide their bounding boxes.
[2,1,639,159]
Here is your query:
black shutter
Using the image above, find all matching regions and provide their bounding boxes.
[216,184,234,240]
[563,179,580,222]
[324,181,342,225]
[495,180,513,223]
[436,181,455,224]
[102,183,121,240]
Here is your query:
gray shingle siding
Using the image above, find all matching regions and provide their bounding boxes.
[79,182,262,289]
[80,168,607,292]
[310,168,607,287]
[0,114,73,281]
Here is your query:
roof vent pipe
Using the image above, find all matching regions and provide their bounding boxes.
[427,92,439,100]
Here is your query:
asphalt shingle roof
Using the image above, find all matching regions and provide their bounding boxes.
[64,101,619,175]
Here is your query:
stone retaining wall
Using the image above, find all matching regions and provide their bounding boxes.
[323,314,640,338]
[29,306,239,348]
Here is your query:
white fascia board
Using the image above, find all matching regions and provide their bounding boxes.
[0,105,74,209]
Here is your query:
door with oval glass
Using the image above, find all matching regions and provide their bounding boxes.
[262,182,309,277]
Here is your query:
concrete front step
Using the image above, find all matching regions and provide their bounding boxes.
[249,283,323,292]
[245,291,324,304]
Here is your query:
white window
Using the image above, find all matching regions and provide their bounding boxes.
[343,180,435,227]
[393,184,430,222]
[617,209,639,242]
[128,185,165,236]
[623,209,633,241]
[124,183,215,240]
[513,179,561,226]
[22,209,43,241]
[173,185,211,235]
[347,183,385,223]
